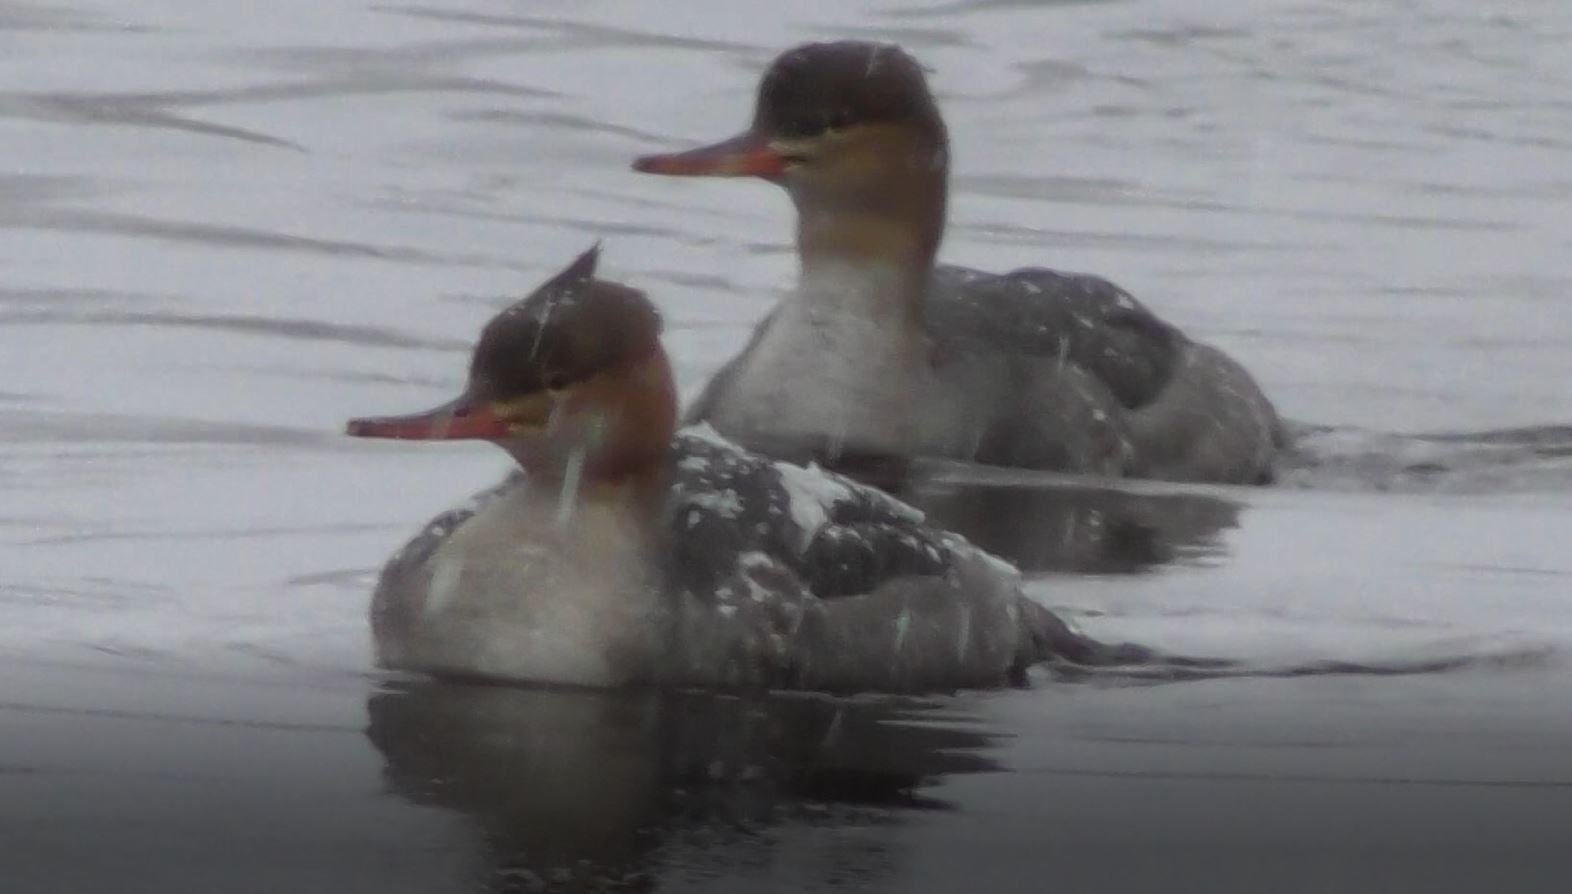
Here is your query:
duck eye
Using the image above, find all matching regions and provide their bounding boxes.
[786,110,850,140]
[785,120,824,139]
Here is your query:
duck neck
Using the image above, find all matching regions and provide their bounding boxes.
[791,173,945,330]
[520,346,677,518]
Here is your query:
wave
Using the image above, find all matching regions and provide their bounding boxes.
[1278,422,1572,493]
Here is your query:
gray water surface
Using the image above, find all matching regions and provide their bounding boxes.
[3,0,1571,890]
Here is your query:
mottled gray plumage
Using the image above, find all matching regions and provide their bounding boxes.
[688,262,1282,483]
[926,263,1284,482]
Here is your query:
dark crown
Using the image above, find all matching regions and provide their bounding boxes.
[468,246,662,398]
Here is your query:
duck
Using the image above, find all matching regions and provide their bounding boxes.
[346,247,1158,694]
[633,41,1283,484]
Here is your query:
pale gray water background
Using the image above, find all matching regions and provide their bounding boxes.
[3,0,1572,890]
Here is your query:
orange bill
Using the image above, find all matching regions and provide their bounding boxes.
[632,131,787,179]
[346,394,510,441]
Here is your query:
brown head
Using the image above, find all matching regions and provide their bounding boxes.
[634,42,949,271]
[346,246,677,497]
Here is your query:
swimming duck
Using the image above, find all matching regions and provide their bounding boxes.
[346,247,1149,693]
[633,41,1282,484]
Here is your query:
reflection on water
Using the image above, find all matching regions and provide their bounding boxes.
[895,423,1572,577]
[1280,423,1572,493]
[898,473,1240,573]
[366,679,999,891]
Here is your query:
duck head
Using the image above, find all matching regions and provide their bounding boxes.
[634,41,949,271]
[347,247,677,496]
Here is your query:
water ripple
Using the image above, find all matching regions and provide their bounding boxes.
[0,308,468,351]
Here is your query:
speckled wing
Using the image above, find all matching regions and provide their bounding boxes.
[926,263,1182,410]
[663,427,952,602]
[662,427,1099,692]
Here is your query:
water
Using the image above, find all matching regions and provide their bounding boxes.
[3,0,1571,889]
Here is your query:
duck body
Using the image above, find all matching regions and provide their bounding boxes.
[635,40,1284,485]
[689,261,1140,478]
[690,261,1280,482]
[351,248,1125,695]
[371,426,1089,693]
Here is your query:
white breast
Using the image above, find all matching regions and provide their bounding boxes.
[731,306,909,430]
[708,271,954,458]
[378,486,666,687]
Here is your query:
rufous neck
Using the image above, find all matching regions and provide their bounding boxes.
[791,171,945,325]
[519,345,676,509]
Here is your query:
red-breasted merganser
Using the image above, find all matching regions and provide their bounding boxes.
[346,247,1154,693]
[633,41,1282,484]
